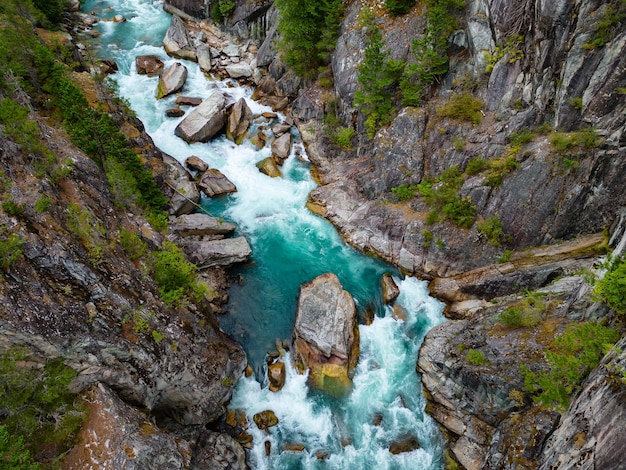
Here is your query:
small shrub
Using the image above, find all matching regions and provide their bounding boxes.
[152,241,198,307]
[569,97,583,110]
[523,321,619,411]
[119,229,147,261]
[594,256,626,316]
[453,137,465,151]
[466,349,486,366]
[477,215,510,247]
[0,232,23,269]
[484,34,524,73]
[422,229,434,248]
[151,330,164,343]
[391,184,419,201]
[509,129,534,147]
[498,306,542,328]
[385,0,416,16]
[426,209,439,225]
[2,200,24,218]
[484,154,519,187]
[332,127,355,150]
[550,128,600,153]
[465,156,488,175]
[34,197,51,213]
[498,249,512,263]
[436,93,484,125]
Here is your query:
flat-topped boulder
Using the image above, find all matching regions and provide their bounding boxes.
[185,155,208,172]
[157,62,187,99]
[293,273,359,396]
[183,237,251,269]
[174,92,227,143]
[199,168,237,197]
[176,96,203,107]
[225,62,252,79]
[170,213,236,237]
[136,55,164,76]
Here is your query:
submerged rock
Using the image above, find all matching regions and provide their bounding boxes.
[293,273,359,396]
[174,92,227,143]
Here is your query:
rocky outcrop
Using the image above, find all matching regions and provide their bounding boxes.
[292,273,358,396]
[174,91,228,143]
[163,14,197,61]
[190,430,247,470]
[64,383,192,469]
[538,336,626,470]
[156,62,188,99]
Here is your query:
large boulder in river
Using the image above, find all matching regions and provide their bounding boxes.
[225,62,253,79]
[175,92,227,143]
[381,273,400,304]
[293,273,358,396]
[196,43,212,73]
[156,62,188,99]
[163,15,196,61]
[136,55,164,76]
[199,168,237,197]
[227,98,253,143]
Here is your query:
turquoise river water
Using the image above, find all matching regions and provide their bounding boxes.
[82,1,446,468]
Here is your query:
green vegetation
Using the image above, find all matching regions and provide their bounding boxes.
[569,97,583,110]
[422,229,434,249]
[122,308,154,334]
[0,0,168,226]
[67,203,106,264]
[2,199,24,218]
[508,129,534,147]
[275,0,344,77]
[391,183,419,201]
[0,231,24,270]
[497,249,512,263]
[483,153,519,187]
[400,0,466,105]
[119,228,148,261]
[594,256,626,316]
[354,8,403,137]
[152,241,200,307]
[331,126,355,150]
[498,292,546,328]
[34,197,51,213]
[523,321,620,411]
[484,34,524,74]
[582,0,626,50]
[0,348,86,468]
[549,128,600,153]
[466,349,486,366]
[385,0,416,16]
[465,156,488,175]
[477,215,510,246]
[435,92,484,125]
[211,0,235,22]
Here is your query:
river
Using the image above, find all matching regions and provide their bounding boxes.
[81,1,446,468]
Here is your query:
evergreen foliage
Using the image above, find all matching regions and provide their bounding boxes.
[275,0,344,77]
[0,348,86,467]
[522,322,619,411]
[595,256,626,316]
[385,0,417,17]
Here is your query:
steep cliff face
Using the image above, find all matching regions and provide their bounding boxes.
[201,0,626,468]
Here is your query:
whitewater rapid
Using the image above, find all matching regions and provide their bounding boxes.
[82,0,446,467]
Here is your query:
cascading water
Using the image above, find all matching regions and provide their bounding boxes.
[81,1,446,468]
